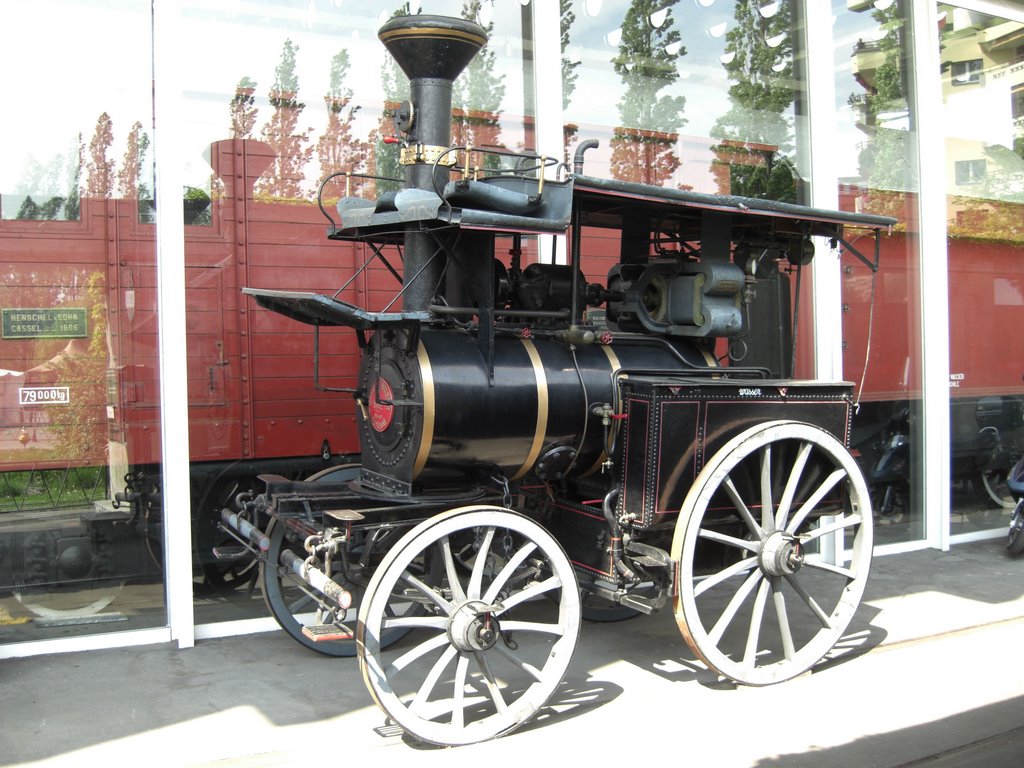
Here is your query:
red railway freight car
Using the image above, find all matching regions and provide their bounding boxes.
[0,140,377,584]
[839,202,1024,511]
[0,138,546,588]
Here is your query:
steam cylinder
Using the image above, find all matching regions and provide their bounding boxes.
[377,15,487,311]
[357,329,712,491]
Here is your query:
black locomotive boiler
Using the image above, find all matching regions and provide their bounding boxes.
[227,14,895,746]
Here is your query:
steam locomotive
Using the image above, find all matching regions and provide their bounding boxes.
[220,14,894,745]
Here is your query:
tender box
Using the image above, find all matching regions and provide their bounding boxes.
[617,377,854,528]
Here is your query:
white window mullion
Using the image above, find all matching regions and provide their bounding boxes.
[909,0,951,551]
[152,0,195,646]
[802,1,843,385]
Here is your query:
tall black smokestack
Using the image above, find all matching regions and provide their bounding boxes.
[378,15,487,311]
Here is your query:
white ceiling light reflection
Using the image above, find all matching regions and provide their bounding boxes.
[719,51,736,64]
[665,40,683,55]
[771,61,786,72]
[707,21,727,38]
[873,0,895,10]
[695,0,715,7]
[765,32,786,48]
[758,2,780,18]
[606,27,623,46]
[585,0,603,17]
[649,8,668,28]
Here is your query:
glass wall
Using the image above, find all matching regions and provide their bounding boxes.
[3,0,1019,652]
[835,0,925,545]
[0,1,166,641]
[169,0,539,625]
[936,4,1024,535]
[560,0,806,196]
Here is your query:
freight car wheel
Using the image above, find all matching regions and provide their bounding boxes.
[357,506,581,746]
[260,464,417,657]
[671,421,873,686]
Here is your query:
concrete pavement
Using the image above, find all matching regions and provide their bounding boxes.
[2,538,1023,767]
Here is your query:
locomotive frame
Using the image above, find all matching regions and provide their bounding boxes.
[219,14,896,745]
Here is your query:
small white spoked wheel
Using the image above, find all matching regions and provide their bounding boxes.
[672,421,873,686]
[357,505,581,746]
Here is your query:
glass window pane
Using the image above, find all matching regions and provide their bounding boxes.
[938,4,1024,532]
[0,1,165,640]
[173,1,536,624]
[835,0,924,544]
[561,0,806,198]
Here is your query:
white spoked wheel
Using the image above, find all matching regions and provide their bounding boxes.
[672,421,873,686]
[357,505,581,746]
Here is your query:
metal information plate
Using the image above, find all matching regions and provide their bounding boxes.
[19,386,71,405]
[2,308,88,339]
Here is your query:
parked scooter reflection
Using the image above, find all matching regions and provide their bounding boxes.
[869,408,911,522]
[1005,453,1024,556]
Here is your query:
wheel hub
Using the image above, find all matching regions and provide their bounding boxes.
[758,530,804,577]
[448,600,501,652]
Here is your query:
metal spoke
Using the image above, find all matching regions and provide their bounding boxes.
[441,536,467,603]
[450,653,470,729]
[467,526,496,600]
[772,577,795,660]
[743,578,771,666]
[694,556,758,598]
[388,631,451,675]
[499,619,565,636]
[709,568,763,645]
[760,444,774,531]
[382,615,449,631]
[493,641,545,683]
[698,527,762,554]
[409,644,459,717]
[776,441,812,530]
[802,556,855,579]
[800,514,862,543]
[403,571,455,615]
[784,573,834,629]
[482,541,538,604]
[494,575,561,613]
[785,468,847,533]
[723,476,765,539]
[474,652,509,715]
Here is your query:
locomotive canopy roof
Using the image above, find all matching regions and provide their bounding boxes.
[571,174,895,242]
[325,170,895,245]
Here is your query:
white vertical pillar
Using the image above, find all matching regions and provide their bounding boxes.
[531,0,566,264]
[909,0,951,550]
[802,1,843,384]
[801,1,843,563]
[152,0,195,646]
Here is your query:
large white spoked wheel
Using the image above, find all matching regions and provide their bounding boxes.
[261,464,413,657]
[357,505,581,746]
[672,421,873,686]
